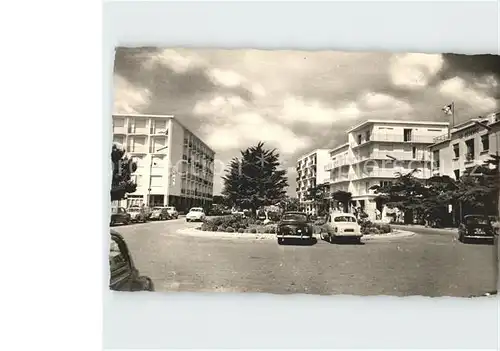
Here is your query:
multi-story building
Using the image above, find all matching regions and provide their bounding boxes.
[112,114,215,212]
[325,120,449,220]
[430,111,500,180]
[295,149,331,214]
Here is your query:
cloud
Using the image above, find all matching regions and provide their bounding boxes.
[359,92,412,114]
[278,96,361,124]
[113,75,150,114]
[389,53,444,89]
[438,76,497,112]
[142,49,205,74]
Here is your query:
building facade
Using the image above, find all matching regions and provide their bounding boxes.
[112,114,215,212]
[325,120,449,220]
[295,149,331,214]
[430,112,500,180]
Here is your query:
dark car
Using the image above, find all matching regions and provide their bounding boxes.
[458,215,496,243]
[109,230,154,291]
[110,207,131,226]
[149,207,171,220]
[276,211,313,244]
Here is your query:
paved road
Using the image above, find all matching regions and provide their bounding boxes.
[112,219,497,297]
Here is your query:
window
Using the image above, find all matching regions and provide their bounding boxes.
[453,144,459,158]
[412,146,416,159]
[432,150,440,168]
[334,216,357,223]
[403,129,412,142]
[365,130,371,141]
[357,134,362,144]
[380,180,392,188]
[150,175,163,187]
[109,235,132,287]
[465,139,475,161]
[481,135,489,152]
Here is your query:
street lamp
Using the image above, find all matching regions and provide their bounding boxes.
[148,145,168,207]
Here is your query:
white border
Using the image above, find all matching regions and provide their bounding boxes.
[3,1,497,350]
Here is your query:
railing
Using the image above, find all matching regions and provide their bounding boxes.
[433,133,449,143]
[354,133,439,147]
[113,127,127,134]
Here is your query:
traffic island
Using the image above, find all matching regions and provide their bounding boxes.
[175,227,416,241]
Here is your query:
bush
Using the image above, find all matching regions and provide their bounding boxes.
[226,226,235,233]
[255,220,262,225]
[217,226,225,232]
[237,228,245,233]
[360,220,391,234]
[250,228,257,233]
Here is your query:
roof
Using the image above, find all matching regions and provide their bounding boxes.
[112,113,214,153]
[346,119,449,133]
[329,143,349,154]
[296,148,331,161]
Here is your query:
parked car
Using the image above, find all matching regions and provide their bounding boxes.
[320,213,362,243]
[127,207,148,223]
[458,214,496,243]
[165,206,179,219]
[276,211,313,244]
[186,207,206,222]
[149,207,171,220]
[109,229,154,291]
[110,207,131,226]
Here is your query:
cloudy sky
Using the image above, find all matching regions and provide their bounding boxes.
[113,48,500,195]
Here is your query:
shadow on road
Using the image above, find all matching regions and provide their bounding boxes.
[278,238,318,246]
[330,237,365,246]
[461,238,494,246]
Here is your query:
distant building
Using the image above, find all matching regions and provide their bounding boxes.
[429,112,500,180]
[295,149,331,214]
[112,113,215,212]
[325,119,449,221]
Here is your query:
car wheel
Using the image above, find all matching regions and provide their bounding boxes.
[277,237,284,245]
[329,234,335,244]
[186,219,190,222]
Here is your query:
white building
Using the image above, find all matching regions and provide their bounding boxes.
[112,114,215,212]
[295,149,331,214]
[429,112,500,180]
[325,120,449,220]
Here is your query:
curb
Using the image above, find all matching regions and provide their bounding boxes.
[175,228,416,241]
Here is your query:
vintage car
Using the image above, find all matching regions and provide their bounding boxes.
[109,230,154,291]
[110,207,131,226]
[149,207,171,220]
[276,211,313,244]
[319,213,362,243]
[186,207,206,222]
[127,207,148,223]
[458,214,496,243]
[165,206,179,219]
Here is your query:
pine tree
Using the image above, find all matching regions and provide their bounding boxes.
[110,143,138,202]
[221,142,288,213]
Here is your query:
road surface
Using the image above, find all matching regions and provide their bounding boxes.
[111,219,497,297]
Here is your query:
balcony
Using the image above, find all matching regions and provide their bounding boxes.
[433,133,449,144]
[113,126,127,134]
[324,158,349,171]
[369,151,429,162]
[353,133,438,148]
[357,169,401,179]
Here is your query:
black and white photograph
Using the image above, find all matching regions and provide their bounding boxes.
[109,48,500,297]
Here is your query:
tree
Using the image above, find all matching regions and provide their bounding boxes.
[221,142,288,213]
[455,155,499,216]
[304,183,330,215]
[422,175,459,226]
[279,196,300,211]
[370,169,428,224]
[212,195,227,206]
[110,143,138,202]
[331,190,352,213]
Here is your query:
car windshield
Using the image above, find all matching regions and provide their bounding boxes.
[465,216,489,225]
[281,213,307,221]
[190,208,202,212]
[153,207,163,211]
[334,216,356,223]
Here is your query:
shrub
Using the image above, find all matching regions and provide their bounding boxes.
[250,228,257,233]
[226,226,235,233]
[217,226,225,232]
[238,228,245,233]
[255,220,262,225]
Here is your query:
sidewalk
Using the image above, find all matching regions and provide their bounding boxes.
[391,224,457,234]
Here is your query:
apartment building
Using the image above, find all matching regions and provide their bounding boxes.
[430,111,500,180]
[112,114,215,212]
[295,149,331,214]
[325,120,449,220]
